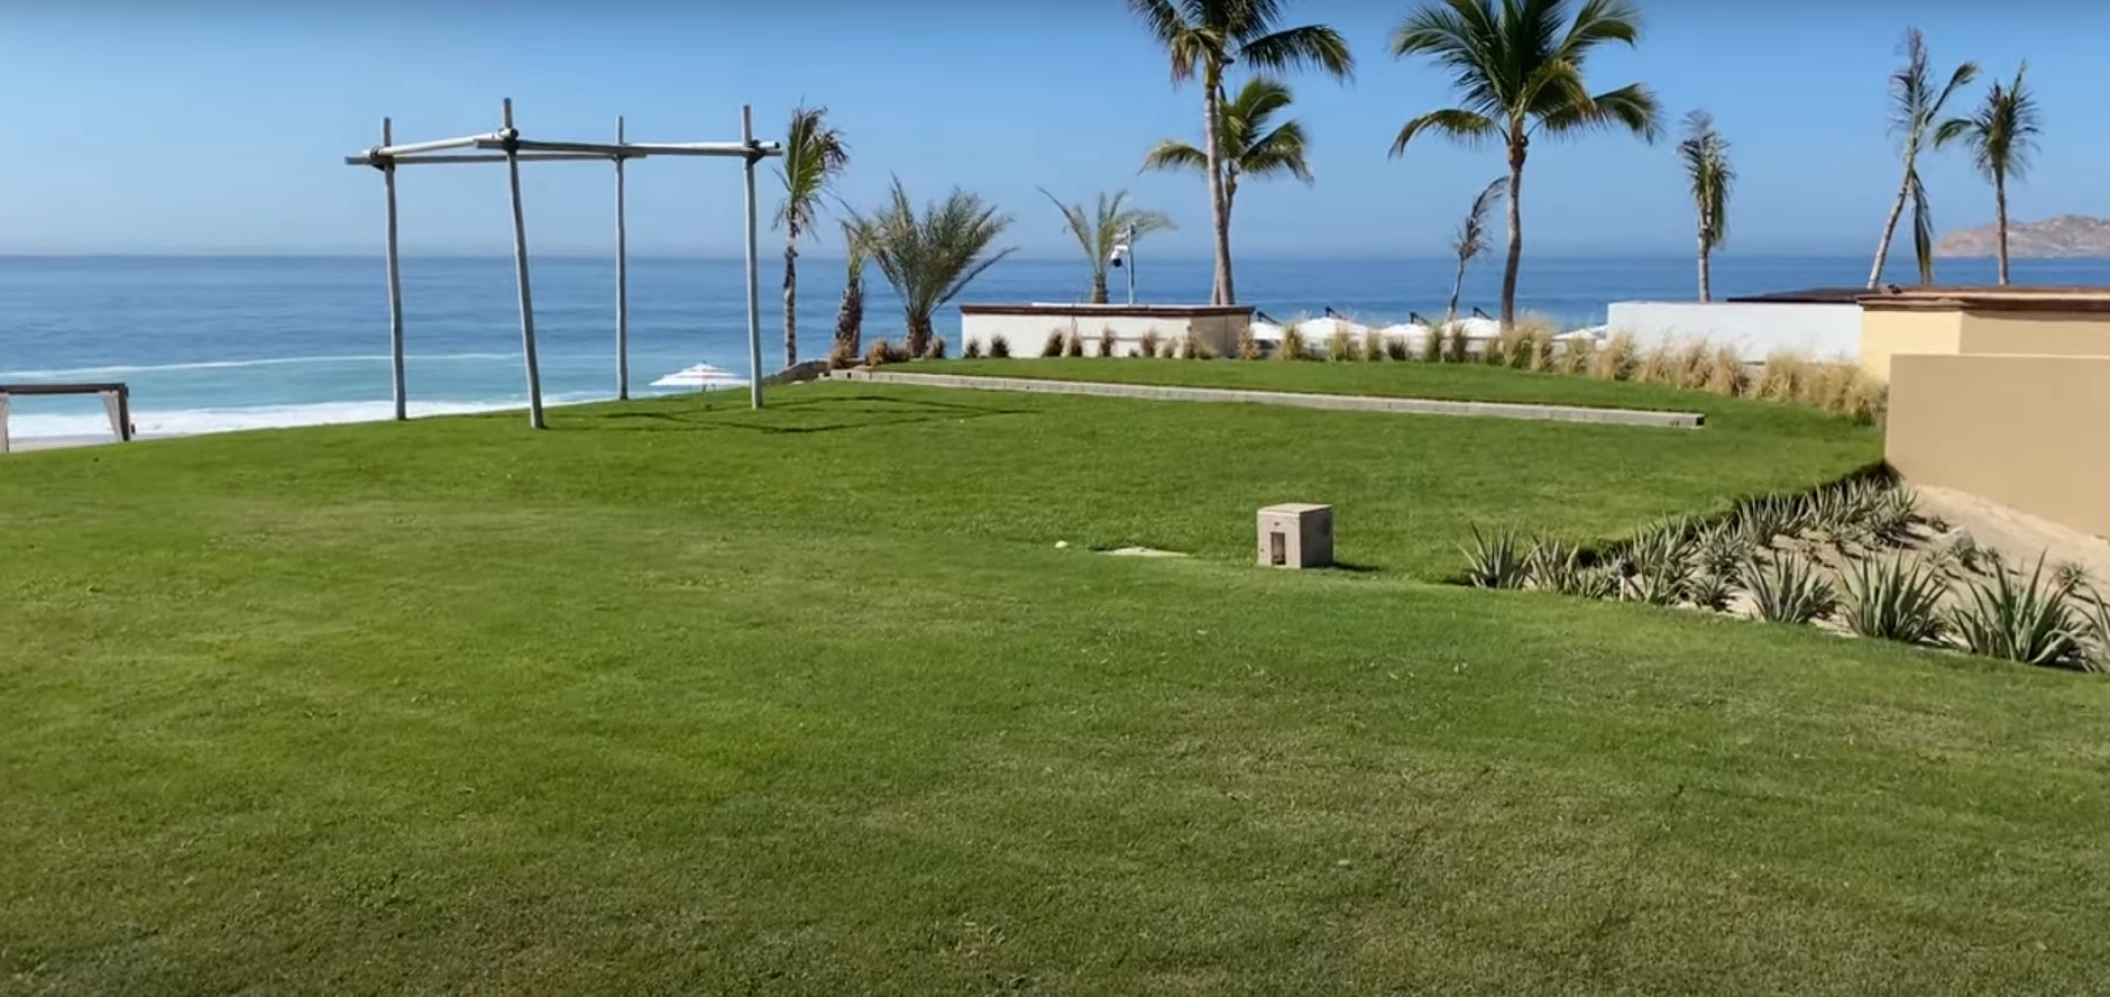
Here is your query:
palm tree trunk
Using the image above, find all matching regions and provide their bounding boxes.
[1698,233,1712,303]
[1203,68,1233,306]
[1869,174,1910,288]
[1445,256,1466,324]
[834,269,863,360]
[1995,171,2011,286]
[1499,138,1526,331]
[905,310,933,358]
[1090,270,1109,305]
[783,236,799,370]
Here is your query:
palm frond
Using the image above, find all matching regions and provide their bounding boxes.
[1676,109,1733,248]
[1538,81,1662,141]
[1129,0,1208,84]
[774,105,849,237]
[1394,0,1655,146]
[1390,108,1498,157]
[858,178,1015,338]
[1909,168,1936,285]
[1936,62,2040,185]
[1237,23,1356,81]
[1453,175,1507,260]
[1039,187,1096,263]
[1141,139,1209,174]
[1557,0,1646,58]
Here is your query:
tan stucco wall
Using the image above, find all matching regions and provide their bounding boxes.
[1858,308,1962,381]
[1956,311,2110,357]
[1886,353,2110,538]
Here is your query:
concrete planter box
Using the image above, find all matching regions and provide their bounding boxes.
[959,303,1253,358]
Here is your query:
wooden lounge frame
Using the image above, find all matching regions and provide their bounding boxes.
[345,99,784,428]
[0,382,133,454]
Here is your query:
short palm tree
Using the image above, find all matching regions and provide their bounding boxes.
[832,219,869,363]
[1128,0,1353,305]
[1038,189,1175,304]
[1143,76,1314,294]
[1676,110,1733,302]
[775,105,849,370]
[1868,28,1976,289]
[853,179,1015,359]
[1446,177,1506,323]
[1936,62,2040,286]
[1390,0,1660,330]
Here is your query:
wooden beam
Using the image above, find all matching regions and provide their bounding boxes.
[615,115,630,401]
[742,104,765,410]
[502,98,547,430]
[382,117,407,422]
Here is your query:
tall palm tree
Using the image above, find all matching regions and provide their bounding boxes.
[1676,110,1734,302]
[1038,189,1175,304]
[775,105,849,370]
[1446,177,1506,323]
[1390,0,1660,329]
[1936,63,2040,286]
[1143,76,1314,293]
[1868,29,1977,289]
[1128,0,1353,305]
[854,179,1015,358]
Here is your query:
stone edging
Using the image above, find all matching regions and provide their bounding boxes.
[829,369,1704,429]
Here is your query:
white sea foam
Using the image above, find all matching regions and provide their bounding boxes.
[4,392,614,440]
[0,353,517,380]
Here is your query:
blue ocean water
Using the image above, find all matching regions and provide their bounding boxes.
[1,253,2105,439]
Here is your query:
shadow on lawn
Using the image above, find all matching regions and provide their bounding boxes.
[560,394,1037,435]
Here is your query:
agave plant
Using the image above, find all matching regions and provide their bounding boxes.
[1733,494,1805,547]
[1683,571,1735,612]
[1618,525,1697,606]
[1947,556,2086,667]
[1695,519,1755,581]
[1868,483,1921,547]
[1745,553,1836,624]
[1461,525,1529,589]
[2068,585,2110,674]
[1841,555,1949,644]
[1524,535,1580,591]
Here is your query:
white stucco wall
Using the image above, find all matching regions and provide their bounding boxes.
[1606,301,1862,361]
[961,310,1244,357]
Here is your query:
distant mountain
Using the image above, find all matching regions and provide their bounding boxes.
[1935,215,2110,258]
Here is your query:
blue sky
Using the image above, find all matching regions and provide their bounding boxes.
[0,1,2097,258]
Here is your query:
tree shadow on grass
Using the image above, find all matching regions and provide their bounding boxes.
[555,394,1038,436]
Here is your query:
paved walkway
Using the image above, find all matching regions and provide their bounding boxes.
[831,369,1705,429]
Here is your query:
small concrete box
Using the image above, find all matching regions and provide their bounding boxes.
[1257,503,1333,568]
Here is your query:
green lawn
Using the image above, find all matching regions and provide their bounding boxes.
[3,376,2104,995]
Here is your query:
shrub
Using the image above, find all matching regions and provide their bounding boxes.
[1553,336,1594,376]
[1672,338,1714,389]
[1180,336,1212,359]
[1278,326,1307,360]
[1096,327,1116,356]
[1064,332,1084,358]
[1948,557,2087,667]
[1796,362,1853,411]
[1841,555,1949,644]
[864,338,895,367]
[962,338,983,359]
[989,334,1011,359]
[1327,328,1360,361]
[1745,553,1836,624]
[1491,325,1525,368]
[1634,341,1678,385]
[1238,325,1261,360]
[1704,345,1746,396]
[923,336,947,360]
[1042,330,1067,357]
[1460,526,1528,589]
[1139,330,1161,358]
[827,340,860,370]
[1444,323,1471,364]
[1753,350,1808,402]
[1420,325,1445,363]
[1385,335,1410,361]
[1591,331,1639,380]
[1524,326,1556,373]
[1363,329,1387,362]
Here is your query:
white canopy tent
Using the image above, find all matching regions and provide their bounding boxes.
[344,99,785,427]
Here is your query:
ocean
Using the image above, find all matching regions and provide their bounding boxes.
[2,253,2104,441]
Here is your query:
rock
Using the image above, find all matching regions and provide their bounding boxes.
[1935,214,2110,259]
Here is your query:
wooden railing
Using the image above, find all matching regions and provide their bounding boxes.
[0,383,134,454]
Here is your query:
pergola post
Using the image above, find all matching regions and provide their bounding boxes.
[614,115,631,401]
[381,118,407,421]
[501,98,548,430]
[742,104,765,410]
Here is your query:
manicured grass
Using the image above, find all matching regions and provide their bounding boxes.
[3,379,2101,995]
[939,356,1820,425]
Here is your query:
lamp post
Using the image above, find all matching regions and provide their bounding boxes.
[1109,224,1136,305]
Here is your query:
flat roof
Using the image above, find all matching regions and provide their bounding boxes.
[1857,285,2110,312]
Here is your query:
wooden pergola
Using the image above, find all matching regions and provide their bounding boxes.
[345,99,784,427]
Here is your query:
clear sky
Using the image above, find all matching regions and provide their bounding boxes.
[0,0,2097,258]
